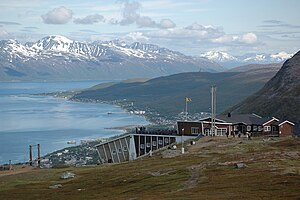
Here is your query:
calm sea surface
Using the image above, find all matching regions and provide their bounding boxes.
[0,81,149,164]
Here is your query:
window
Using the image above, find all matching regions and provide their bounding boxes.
[247,126,251,132]
[112,150,117,155]
[272,126,277,131]
[204,129,210,135]
[253,126,257,131]
[216,128,227,136]
[140,144,145,149]
[146,143,151,148]
[264,126,271,132]
[164,138,169,144]
[158,140,163,145]
[191,127,200,135]
[258,126,263,131]
[118,148,122,153]
[152,141,157,146]
[234,125,238,131]
[123,146,128,152]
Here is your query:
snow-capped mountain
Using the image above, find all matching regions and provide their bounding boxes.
[200,51,238,62]
[0,35,222,81]
[200,50,294,68]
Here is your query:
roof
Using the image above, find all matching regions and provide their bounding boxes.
[215,114,272,125]
[262,117,279,126]
[275,120,295,126]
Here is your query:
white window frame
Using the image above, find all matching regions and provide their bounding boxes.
[191,127,200,135]
[216,128,227,136]
[204,129,210,135]
[152,141,157,146]
[123,146,128,152]
[164,138,169,144]
[247,125,251,132]
[253,126,257,131]
[140,144,145,149]
[264,126,271,132]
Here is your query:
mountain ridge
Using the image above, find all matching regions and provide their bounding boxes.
[0,35,223,81]
[200,50,293,68]
[70,63,280,122]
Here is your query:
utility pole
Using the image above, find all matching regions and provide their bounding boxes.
[185,99,188,121]
[29,145,33,166]
[211,85,217,136]
[181,128,184,154]
[37,144,41,167]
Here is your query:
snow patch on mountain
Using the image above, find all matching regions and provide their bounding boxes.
[201,50,294,68]
[200,51,237,62]
[270,52,293,61]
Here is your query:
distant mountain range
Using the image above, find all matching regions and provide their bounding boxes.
[200,51,293,68]
[0,35,223,81]
[71,63,280,121]
[228,50,300,133]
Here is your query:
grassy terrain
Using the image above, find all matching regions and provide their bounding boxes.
[0,137,299,199]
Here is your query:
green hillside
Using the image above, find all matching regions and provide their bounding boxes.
[72,66,279,121]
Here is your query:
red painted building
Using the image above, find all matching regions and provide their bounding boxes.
[177,114,294,137]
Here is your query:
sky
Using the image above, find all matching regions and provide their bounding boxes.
[0,0,299,56]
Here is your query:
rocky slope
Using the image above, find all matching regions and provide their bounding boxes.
[0,36,222,81]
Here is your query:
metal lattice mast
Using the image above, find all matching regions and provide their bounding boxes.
[211,85,217,136]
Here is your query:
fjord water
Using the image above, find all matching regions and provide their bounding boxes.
[0,81,149,164]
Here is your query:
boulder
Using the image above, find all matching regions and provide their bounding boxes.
[60,171,75,179]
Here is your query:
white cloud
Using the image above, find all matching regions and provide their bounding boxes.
[146,23,222,39]
[212,35,237,43]
[212,32,258,44]
[123,32,149,43]
[271,51,293,60]
[41,6,73,24]
[0,28,9,38]
[73,14,105,24]
[240,32,257,44]
[159,19,176,29]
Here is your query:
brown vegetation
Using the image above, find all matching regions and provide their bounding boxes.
[0,137,299,199]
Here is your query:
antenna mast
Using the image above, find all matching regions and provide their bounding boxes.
[211,85,217,136]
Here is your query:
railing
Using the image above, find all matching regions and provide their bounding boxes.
[135,128,178,136]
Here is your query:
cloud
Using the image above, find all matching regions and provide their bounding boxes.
[159,19,176,29]
[260,20,300,29]
[79,29,98,33]
[136,16,156,28]
[123,32,149,43]
[113,1,176,29]
[41,6,73,24]
[74,14,105,24]
[240,32,257,44]
[23,26,38,29]
[146,23,223,39]
[0,28,9,37]
[0,21,21,25]
[212,32,257,44]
